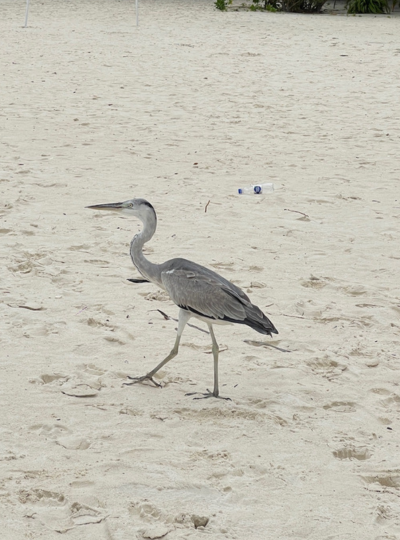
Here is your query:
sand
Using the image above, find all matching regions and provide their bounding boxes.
[1,0,400,538]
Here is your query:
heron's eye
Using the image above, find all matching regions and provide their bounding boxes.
[129,203,134,208]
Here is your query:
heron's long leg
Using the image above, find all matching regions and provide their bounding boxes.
[209,325,219,397]
[187,324,231,400]
[125,308,191,387]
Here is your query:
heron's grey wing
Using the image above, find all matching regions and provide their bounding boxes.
[161,258,251,301]
[160,260,278,335]
[161,268,248,322]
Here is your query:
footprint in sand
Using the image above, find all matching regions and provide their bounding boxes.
[361,474,400,490]
[323,401,357,413]
[18,489,105,533]
[332,446,371,461]
[38,373,69,385]
[29,423,72,440]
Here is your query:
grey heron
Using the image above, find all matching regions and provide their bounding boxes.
[87,198,278,399]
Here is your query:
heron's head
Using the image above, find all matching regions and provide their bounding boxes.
[86,198,156,221]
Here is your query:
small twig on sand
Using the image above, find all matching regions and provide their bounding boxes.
[284,208,309,219]
[155,309,209,334]
[244,339,292,353]
[156,309,170,320]
[205,200,211,213]
[281,313,306,319]
[205,346,228,354]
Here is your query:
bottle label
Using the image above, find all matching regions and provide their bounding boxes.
[254,185,262,194]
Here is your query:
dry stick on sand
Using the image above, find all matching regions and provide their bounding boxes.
[155,309,209,334]
[281,312,306,319]
[284,208,310,219]
[244,340,292,353]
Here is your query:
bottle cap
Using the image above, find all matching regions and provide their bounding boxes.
[238,188,242,194]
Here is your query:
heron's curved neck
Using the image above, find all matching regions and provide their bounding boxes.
[130,208,163,287]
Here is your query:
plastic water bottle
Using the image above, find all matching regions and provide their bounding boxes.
[238,183,274,195]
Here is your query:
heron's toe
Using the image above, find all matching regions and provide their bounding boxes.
[185,389,231,401]
[124,375,162,388]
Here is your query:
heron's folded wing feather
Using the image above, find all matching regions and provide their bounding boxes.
[161,269,247,321]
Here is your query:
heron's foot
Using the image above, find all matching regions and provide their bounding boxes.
[124,375,162,388]
[185,389,231,401]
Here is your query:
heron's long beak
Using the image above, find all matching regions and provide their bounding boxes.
[86,202,124,211]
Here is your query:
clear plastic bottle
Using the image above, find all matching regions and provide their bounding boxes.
[238,183,274,195]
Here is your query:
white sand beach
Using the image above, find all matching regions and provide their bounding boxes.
[1,0,400,538]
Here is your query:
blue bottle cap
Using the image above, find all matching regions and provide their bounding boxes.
[238,188,242,194]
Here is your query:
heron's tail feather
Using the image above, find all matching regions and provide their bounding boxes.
[219,287,278,336]
[243,304,278,336]
[219,300,278,336]
[245,314,278,336]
